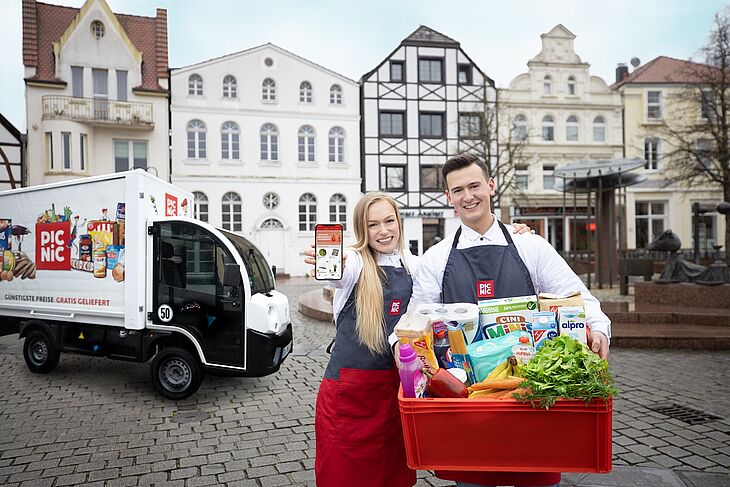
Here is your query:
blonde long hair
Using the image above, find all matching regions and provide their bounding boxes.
[351,192,407,355]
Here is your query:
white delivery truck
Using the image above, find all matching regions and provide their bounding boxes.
[0,170,292,399]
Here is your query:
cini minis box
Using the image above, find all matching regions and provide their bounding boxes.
[557,306,588,345]
[477,295,538,340]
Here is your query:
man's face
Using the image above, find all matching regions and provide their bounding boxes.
[445,164,495,231]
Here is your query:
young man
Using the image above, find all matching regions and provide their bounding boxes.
[411,153,611,487]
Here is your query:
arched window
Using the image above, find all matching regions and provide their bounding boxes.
[567,76,576,95]
[186,119,207,158]
[298,125,315,162]
[262,78,276,101]
[188,74,203,96]
[593,116,606,142]
[221,192,242,231]
[330,194,347,230]
[261,218,283,229]
[566,115,579,141]
[298,193,317,231]
[330,84,342,104]
[543,75,552,95]
[222,75,237,98]
[541,115,555,141]
[514,114,528,141]
[193,191,208,222]
[260,123,279,161]
[221,121,240,160]
[328,126,345,162]
[299,81,313,103]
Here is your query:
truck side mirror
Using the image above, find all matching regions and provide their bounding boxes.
[223,263,241,288]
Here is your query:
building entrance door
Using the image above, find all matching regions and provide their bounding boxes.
[258,219,286,274]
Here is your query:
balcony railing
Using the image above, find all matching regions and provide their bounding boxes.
[42,95,154,129]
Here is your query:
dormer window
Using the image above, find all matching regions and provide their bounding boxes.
[90,21,105,40]
[543,75,553,95]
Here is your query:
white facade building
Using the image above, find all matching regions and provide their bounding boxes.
[22,0,170,186]
[170,44,360,276]
[361,26,495,256]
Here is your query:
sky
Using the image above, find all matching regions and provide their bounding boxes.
[1,0,726,131]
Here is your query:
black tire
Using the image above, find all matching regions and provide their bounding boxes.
[150,347,204,400]
[23,329,60,373]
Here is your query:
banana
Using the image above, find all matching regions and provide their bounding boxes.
[496,364,510,380]
[485,360,508,381]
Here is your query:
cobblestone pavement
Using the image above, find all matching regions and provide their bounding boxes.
[0,277,728,486]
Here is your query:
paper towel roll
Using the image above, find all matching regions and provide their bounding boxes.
[443,303,481,344]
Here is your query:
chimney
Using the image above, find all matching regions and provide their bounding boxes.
[615,63,628,84]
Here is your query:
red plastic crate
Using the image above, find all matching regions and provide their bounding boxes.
[398,391,612,473]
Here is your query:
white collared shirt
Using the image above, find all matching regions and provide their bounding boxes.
[411,217,611,341]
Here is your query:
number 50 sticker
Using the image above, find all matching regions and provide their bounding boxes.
[157,304,173,323]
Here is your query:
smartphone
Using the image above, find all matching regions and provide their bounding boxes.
[314,223,343,280]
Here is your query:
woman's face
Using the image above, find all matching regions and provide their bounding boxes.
[366,200,400,254]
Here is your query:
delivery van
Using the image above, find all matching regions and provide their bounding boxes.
[0,170,292,399]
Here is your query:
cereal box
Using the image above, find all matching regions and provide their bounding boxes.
[478,295,538,340]
[557,306,588,345]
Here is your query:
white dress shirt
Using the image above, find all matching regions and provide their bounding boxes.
[411,217,611,341]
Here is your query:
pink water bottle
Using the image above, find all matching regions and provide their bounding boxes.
[398,343,427,398]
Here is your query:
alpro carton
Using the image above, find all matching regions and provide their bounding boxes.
[557,306,588,345]
[478,295,538,340]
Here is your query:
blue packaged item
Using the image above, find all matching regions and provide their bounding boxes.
[467,332,522,383]
[531,311,558,350]
[0,219,11,252]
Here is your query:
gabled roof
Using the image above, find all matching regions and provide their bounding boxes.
[0,113,23,142]
[22,0,168,92]
[542,24,576,40]
[402,25,460,48]
[611,55,714,89]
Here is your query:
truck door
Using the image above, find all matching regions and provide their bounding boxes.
[151,221,245,367]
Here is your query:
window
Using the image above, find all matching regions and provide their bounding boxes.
[567,76,576,95]
[45,132,53,170]
[71,66,83,98]
[193,192,209,222]
[459,113,482,138]
[223,75,237,98]
[262,78,276,101]
[260,123,279,161]
[330,194,347,230]
[593,116,606,142]
[221,192,242,232]
[92,69,109,119]
[701,90,713,120]
[300,81,313,103]
[330,84,342,104]
[221,121,240,160]
[379,111,405,137]
[79,134,87,172]
[186,120,207,159]
[328,126,345,162]
[542,115,555,141]
[514,114,528,141]
[566,115,579,141]
[299,193,317,231]
[90,20,104,39]
[644,137,660,170]
[421,166,445,191]
[298,125,316,162]
[543,75,552,95]
[696,138,714,170]
[419,112,445,138]
[264,57,274,67]
[114,140,147,172]
[380,165,405,191]
[116,70,127,102]
[262,192,280,210]
[418,58,443,83]
[261,218,283,229]
[543,164,555,190]
[188,74,203,96]
[458,64,473,85]
[62,132,71,171]
[647,91,662,119]
[515,165,528,190]
[390,61,404,82]
[635,201,666,248]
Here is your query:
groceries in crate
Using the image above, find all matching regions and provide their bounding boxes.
[512,333,536,364]
[478,295,537,340]
[394,311,440,374]
[468,332,523,382]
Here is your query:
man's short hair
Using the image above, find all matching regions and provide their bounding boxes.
[442,153,491,182]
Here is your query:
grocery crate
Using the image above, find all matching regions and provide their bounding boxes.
[398,390,612,473]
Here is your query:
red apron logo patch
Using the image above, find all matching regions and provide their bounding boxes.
[35,221,71,270]
[388,299,402,316]
[476,280,495,299]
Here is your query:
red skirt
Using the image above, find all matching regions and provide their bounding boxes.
[436,470,561,486]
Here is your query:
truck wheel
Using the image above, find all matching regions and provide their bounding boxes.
[150,347,203,400]
[23,330,60,373]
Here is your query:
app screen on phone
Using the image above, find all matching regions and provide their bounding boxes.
[315,225,343,280]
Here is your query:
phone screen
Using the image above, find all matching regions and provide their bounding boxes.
[315,223,343,280]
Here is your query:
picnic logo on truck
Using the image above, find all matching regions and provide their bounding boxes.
[36,221,71,271]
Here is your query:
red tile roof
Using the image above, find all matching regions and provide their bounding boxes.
[22,0,168,92]
[611,55,716,89]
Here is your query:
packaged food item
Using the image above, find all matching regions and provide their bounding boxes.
[88,220,118,251]
[79,234,93,262]
[106,245,123,270]
[467,332,522,383]
[433,328,452,369]
[512,333,536,364]
[398,343,427,399]
[93,247,107,278]
[557,306,588,345]
[446,322,475,385]
[112,248,125,282]
[531,311,559,350]
[478,295,538,341]
[538,291,584,313]
[395,312,439,374]
[0,219,12,253]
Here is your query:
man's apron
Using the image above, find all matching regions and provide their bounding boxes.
[315,265,415,487]
[436,221,561,487]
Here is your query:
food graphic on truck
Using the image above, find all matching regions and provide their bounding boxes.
[0,170,293,399]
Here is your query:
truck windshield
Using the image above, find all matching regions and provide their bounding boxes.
[221,230,275,295]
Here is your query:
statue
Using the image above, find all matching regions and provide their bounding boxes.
[651,230,707,283]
